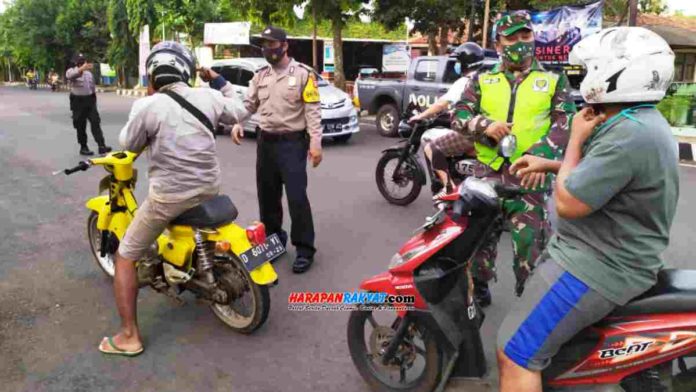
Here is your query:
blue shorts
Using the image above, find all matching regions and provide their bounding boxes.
[497,256,617,371]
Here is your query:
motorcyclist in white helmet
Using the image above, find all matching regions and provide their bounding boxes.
[98,41,247,357]
[498,27,679,391]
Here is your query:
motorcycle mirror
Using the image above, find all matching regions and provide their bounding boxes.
[499,135,517,159]
[398,120,414,138]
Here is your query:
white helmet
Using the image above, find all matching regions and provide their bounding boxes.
[569,27,674,103]
[145,41,196,87]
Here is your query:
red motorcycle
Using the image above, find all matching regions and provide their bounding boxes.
[347,138,696,392]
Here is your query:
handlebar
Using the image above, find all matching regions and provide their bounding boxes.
[63,161,91,175]
[494,183,524,199]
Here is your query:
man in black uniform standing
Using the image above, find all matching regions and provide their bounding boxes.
[65,53,111,155]
[203,26,322,273]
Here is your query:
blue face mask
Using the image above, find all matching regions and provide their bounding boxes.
[590,104,656,141]
[454,62,461,75]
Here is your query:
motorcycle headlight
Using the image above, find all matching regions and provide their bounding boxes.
[388,253,405,269]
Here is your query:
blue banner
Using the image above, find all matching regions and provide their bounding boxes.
[493,1,603,65]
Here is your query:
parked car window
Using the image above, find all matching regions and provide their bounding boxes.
[312,71,329,87]
[443,60,460,83]
[414,60,438,82]
[238,69,254,87]
[215,66,239,85]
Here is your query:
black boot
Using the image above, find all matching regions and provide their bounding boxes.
[473,278,492,307]
[98,145,112,154]
[79,145,94,156]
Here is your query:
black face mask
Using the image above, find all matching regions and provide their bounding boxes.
[262,46,286,65]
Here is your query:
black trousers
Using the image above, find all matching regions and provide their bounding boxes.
[70,94,105,147]
[256,131,316,258]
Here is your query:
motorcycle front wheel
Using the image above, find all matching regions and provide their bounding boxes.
[376,151,423,206]
[210,254,270,334]
[87,212,116,278]
[347,309,442,392]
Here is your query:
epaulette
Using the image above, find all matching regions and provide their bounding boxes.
[256,65,270,73]
[297,63,316,73]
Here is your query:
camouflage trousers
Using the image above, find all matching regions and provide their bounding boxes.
[471,163,551,296]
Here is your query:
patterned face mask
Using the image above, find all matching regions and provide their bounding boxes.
[503,41,535,65]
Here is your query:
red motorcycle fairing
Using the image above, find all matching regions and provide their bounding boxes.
[389,215,467,275]
[358,214,468,316]
[547,313,696,387]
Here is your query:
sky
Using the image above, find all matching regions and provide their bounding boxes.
[665,0,696,16]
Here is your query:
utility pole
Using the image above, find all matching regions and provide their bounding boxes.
[628,0,638,26]
[482,0,491,48]
[467,0,476,42]
[312,0,317,70]
[161,10,166,41]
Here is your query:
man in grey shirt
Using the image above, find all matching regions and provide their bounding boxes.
[98,42,247,357]
[65,53,111,155]
[495,27,678,391]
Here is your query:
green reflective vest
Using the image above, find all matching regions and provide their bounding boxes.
[476,70,559,170]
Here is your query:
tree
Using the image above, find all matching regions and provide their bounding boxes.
[126,0,159,37]
[373,0,471,55]
[108,0,138,87]
[237,0,299,27]
[56,0,110,64]
[638,0,667,15]
[6,0,67,72]
[308,0,366,90]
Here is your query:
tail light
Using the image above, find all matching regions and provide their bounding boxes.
[246,221,266,246]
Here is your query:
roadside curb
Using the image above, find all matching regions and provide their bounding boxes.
[1,81,69,91]
[116,88,147,98]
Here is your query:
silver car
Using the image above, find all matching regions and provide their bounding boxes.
[211,58,359,143]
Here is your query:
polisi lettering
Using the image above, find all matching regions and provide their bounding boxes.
[598,341,653,359]
[408,94,436,108]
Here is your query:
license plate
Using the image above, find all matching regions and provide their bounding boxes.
[323,123,342,134]
[239,233,285,271]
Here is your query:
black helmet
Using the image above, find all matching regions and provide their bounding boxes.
[451,42,484,73]
[146,41,196,88]
[73,53,86,66]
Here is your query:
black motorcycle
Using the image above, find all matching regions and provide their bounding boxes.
[375,114,477,206]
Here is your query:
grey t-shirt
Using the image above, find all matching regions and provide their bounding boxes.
[547,106,679,305]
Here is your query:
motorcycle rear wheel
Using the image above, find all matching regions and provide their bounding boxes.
[347,309,442,392]
[210,254,270,334]
[376,151,423,206]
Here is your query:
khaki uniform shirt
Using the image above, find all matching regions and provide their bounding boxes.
[65,67,96,96]
[234,58,322,151]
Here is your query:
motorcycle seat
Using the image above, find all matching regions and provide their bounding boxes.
[611,269,696,316]
[171,195,238,228]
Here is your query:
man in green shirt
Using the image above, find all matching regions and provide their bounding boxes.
[497,27,678,392]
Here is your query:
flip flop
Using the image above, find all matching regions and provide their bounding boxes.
[98,336,144,357]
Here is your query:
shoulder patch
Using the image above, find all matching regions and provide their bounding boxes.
[302,73,320,103]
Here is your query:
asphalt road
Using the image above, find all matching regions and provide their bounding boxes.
[1,86,695,392]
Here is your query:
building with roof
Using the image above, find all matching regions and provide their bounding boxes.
[638,14,696,82]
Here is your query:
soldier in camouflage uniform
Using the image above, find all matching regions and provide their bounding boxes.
[431,11,576,303]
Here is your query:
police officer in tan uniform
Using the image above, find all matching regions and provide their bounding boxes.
[202,26,322,273]
[66,53,112,156]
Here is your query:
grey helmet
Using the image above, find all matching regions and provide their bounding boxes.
[145,41,196,87]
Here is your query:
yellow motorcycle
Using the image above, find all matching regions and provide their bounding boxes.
[58,151,280,333]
